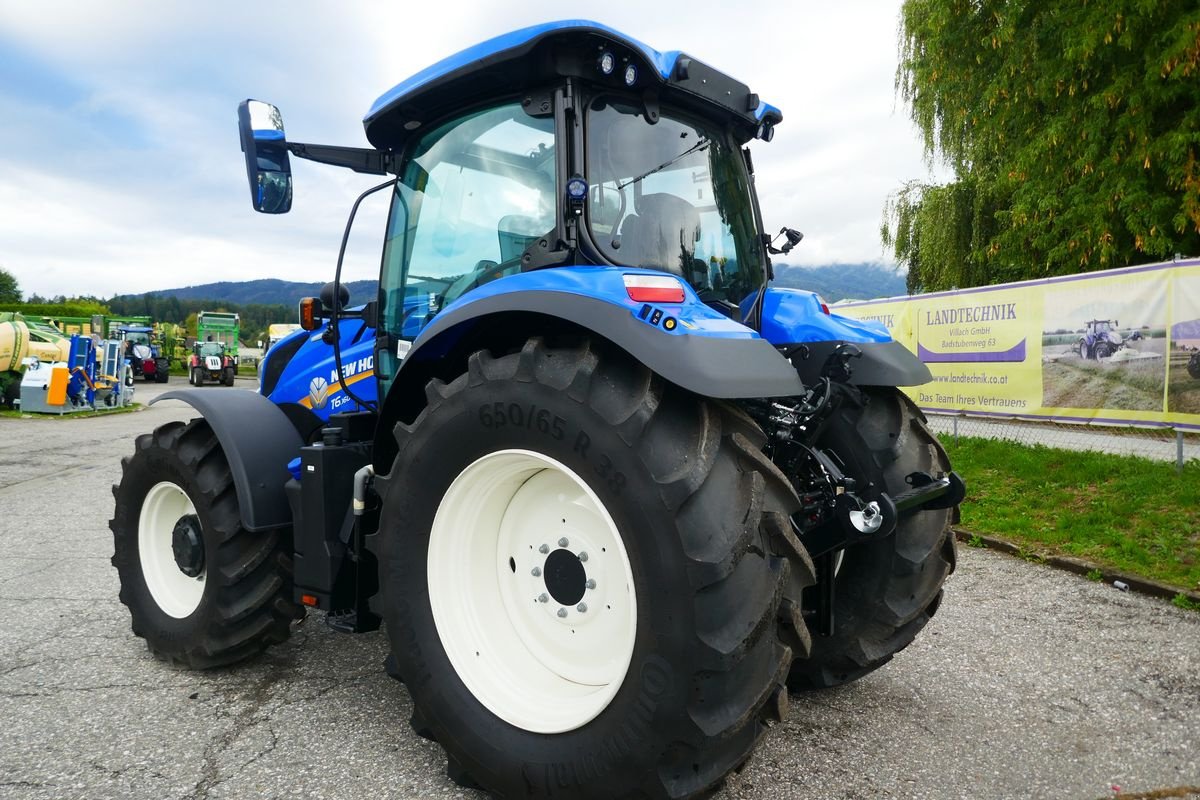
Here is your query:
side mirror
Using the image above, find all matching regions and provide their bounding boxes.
[237,99,293,214]
[320,281,351,311]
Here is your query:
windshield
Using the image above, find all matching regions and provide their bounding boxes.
[376,102,557,389]
[586,98,765,305]
[199,342,224,357]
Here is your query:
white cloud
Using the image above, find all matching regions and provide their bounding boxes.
[0,0,940,299]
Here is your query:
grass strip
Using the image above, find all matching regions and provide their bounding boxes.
[946,436,1200,594]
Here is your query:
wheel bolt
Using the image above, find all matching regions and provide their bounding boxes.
[538,593,548,603]
[579,551,588,562]
[586,579,596,590]
[577,603,588,613]
[538,543,549,554]
[557,608,568,618]
[558,537,569,547]
[531,567,542,577]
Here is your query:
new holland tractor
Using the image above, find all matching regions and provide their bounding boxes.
[117,324,171,383]
[110,21,962,799]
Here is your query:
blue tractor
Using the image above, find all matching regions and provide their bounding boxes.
[111,22,962,799]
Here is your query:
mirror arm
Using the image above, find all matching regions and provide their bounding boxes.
[286,142,393,175]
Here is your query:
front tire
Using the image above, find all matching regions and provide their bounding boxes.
[375,338,813,799]
[110,419,302,668]
[788,388,956,690]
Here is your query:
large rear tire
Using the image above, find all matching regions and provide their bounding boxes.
[110,419,303,668]
[374,338,814,799]
[788,388,956,690]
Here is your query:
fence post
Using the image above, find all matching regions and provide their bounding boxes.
[1178,429,1185,474]
[953,415,959,446]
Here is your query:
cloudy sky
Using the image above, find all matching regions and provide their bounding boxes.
[0,1,941,299]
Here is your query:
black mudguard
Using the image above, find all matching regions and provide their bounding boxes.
[150,389,304,531]
[786,340,933,387]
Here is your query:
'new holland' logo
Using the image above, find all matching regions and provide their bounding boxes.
[308,376,330,409]
[330,356,374,384]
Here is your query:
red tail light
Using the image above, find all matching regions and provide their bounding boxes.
[623,274,685,303]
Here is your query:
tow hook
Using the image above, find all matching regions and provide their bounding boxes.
[800,491,898,561]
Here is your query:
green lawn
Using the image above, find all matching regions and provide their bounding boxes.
[946,437,1200,594]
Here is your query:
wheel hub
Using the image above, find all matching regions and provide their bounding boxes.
[171,514,205,578]
[542,547,586,606]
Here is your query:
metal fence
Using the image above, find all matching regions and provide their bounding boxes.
[924,411,1198,472]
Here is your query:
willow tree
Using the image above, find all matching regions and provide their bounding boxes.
[883,0,1200,292]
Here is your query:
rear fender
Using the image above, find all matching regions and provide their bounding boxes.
[150,389,303,531]
[374,267,804,468]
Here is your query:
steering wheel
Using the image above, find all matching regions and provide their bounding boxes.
[442,257,523,305]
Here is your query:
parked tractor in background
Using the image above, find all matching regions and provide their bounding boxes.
[196,311,240,366]
[116,325,170,383]
[111,21,963,799]
[1077,319,1132,360]
[188,339,236,386]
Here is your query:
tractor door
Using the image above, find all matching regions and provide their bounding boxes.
[375,101,558,394]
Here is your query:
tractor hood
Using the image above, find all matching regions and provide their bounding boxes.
[363,20,782,151]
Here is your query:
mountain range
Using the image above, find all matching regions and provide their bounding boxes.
[140,263,907,307]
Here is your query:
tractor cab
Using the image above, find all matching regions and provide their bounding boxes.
[236,21,831,411]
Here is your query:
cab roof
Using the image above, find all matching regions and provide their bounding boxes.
[363,20,781,151]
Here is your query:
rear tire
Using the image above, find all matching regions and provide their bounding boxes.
[222,366,235,386]
[110,419,302,668]
[788,388,956,690]
[374,338,814,799]
[155,358,170,383]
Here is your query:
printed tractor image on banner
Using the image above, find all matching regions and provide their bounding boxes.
[835,258,1200,430]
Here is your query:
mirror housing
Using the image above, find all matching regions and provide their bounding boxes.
[320,281,351,311]
[237,99,293,214]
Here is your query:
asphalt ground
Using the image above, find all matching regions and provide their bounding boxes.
[1,383,1197,799]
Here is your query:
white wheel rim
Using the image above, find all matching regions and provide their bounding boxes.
[428,449,637,734]
[138,481,205,618]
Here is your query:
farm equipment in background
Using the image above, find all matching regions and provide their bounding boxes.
[197,311,240,366]
[1077,319,1131,360]
[188,339,236,386]
[111,21,963,799]
[0,314,73,407]
[19,334,134,414]
[265,323,302,351]
[1189,350,1200,379]
[116,325,170,383]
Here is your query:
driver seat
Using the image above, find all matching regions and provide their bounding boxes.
[616,193,702,278]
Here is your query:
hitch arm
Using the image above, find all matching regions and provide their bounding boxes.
[892,471,966,514]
